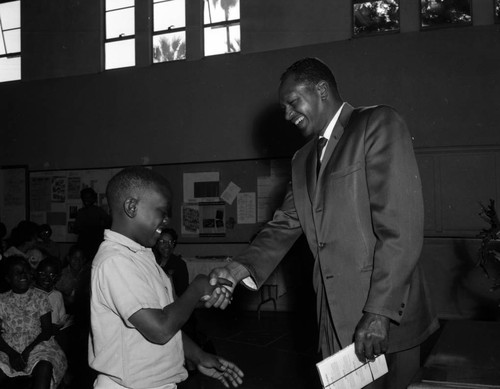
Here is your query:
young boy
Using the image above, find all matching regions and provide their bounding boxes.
[89,166,244,389]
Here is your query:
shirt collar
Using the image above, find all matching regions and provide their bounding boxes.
[321,102,345,141]
[103,229,148,253]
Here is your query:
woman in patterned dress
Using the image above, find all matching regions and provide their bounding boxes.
[0,255,67,389]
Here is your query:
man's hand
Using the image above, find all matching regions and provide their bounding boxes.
[196,352,244,388]
[202,267,237,309]
[354,312,390,362]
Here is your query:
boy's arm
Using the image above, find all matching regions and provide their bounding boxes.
[182,332,244,388]
[128,275,229,345]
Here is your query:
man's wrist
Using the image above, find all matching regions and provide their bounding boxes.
[226,261,250,284]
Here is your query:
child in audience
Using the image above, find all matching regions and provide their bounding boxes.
[56,245,88,313]
[37,224,61,261]
[89,166,244,389]
[26,247,48,273]
[0,255,67,389]
[34,257,71,334]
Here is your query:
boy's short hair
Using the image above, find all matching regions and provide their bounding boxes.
[2,254,29,273]
[37,256,62,274]
[106,166,172,214]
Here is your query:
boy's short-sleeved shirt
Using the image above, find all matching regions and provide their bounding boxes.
[89,230,187,389]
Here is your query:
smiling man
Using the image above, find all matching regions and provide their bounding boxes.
[208,57,439,388]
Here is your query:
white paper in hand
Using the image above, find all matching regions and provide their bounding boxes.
[316,343,388,389]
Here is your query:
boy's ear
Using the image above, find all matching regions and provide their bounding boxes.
[123,197,138,218]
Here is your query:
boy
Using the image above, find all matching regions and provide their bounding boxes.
[89,166,243,389]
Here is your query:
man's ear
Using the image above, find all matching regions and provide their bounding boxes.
[317,80,329,100]
[124,197,138,218]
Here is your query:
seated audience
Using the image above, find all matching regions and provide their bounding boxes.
[56,245,88,314]
[3,221,38,259]
[36,225,61,261]
[0,255,67,389]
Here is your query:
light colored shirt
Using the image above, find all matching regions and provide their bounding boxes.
[89,229,187,389]
[318,102,345,161]
[35,287,67,325]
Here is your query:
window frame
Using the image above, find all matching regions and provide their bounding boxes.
[104,0,136,70]
[0,0,21,83]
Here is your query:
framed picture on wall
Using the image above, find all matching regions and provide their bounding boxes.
[352,0,400,37]
[420,0,472,30]
[495,0,500,23]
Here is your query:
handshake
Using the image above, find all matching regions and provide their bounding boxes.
[198,267,237,310]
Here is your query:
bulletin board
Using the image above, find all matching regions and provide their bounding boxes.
[27,158,292,244]
[153,157,292,244]
[28,167,122,242]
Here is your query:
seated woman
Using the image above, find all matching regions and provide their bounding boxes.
[0,256,67,389]
[153,228,216,370]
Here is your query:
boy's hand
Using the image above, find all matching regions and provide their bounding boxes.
[196,352,244,388]
[193,275,232,308]
[203,267,237,309]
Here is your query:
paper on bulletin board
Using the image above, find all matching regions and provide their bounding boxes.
[181,203,200,236]
[237,192,256,224]
[183,172,220,203]
[220,181,241,205]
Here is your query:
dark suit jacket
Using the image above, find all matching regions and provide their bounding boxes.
[234,103,438,353]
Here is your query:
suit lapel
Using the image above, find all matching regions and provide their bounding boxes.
[317,103,354,178]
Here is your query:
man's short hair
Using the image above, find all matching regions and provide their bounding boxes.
[106,166,171,214]
[280,57,337,91]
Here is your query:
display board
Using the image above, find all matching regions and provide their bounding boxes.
[29,167,121,242]
[153,158,291,244]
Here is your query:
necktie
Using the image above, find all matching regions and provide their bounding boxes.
[316,136,327,176]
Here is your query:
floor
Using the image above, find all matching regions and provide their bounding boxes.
[3,305,443,389]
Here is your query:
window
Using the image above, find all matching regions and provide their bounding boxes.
[495,0,500,23]
[105,0,135,70]
[153,0,186,63]
[353,0,400,37]
[204,0,240,57]
[0,0,20,82]
[421,0,472,29]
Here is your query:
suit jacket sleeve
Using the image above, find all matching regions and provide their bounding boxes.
[362,106,424,323]
[233,181,303,290]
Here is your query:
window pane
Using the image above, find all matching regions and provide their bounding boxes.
[153,31,186,62]
[4,29,21,53]
[154,0,185,32]
[106,0,134,12]
[204,0,240,24]
[353,0,399,36]
[106,8,135,39]
[0,56,21,82]
[204,23,240,56]
[105,39,135,69]
[421,0,472,28]
[0,1,20,30]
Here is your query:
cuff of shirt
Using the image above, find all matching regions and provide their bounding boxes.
[226,261,257,290]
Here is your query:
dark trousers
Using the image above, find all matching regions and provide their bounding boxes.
[366,345,420,389]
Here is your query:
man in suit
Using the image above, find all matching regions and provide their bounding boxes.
[207,57,439,388]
